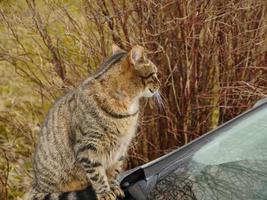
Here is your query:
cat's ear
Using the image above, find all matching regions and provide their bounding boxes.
[112,44,124,55]
[129,45,144,66]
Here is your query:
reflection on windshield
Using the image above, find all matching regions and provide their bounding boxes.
[150,160,267,200]
[193,107,267,165]
[149,105,267,200]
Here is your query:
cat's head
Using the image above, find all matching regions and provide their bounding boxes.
[109,44,161,99]
[90,44,161,109]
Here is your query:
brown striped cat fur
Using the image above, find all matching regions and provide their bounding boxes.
[25,45,160,200]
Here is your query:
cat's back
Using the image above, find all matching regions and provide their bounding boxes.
[39,91,76,138]
[33,91,77,173]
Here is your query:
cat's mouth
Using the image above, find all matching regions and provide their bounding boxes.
[149,88,154,93]
[143,87,159,97]
[149,88,159,95]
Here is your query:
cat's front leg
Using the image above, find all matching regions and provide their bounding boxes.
[106,159,125,198]
[75,146,116,200]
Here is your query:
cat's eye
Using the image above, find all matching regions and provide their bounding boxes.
[152,74,160,84]
[144,62,150,67]
[152,75,157,81]
[140,72,155,79]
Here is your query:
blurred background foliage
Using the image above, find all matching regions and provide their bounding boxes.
[0,0,266,199]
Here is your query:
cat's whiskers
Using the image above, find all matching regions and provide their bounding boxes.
[154,91,165,112]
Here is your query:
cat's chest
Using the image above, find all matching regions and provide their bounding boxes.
[102,116,138,168]
[117,114,138,135]
[101,136,130,169]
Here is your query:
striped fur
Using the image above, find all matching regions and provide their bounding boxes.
[25,187,97,200]
[26,45,160,200]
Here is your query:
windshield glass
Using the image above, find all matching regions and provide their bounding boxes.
[149,104,267,200]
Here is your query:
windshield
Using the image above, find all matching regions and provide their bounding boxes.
[149,104,267,200]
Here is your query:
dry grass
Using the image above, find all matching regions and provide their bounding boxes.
[0,0,266,199]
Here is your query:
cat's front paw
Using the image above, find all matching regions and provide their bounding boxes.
[111,185,125,198]
[97,191,116,200]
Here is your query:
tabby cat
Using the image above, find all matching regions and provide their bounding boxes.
[25,45,160,200]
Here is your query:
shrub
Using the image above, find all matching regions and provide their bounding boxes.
[0,0,266,198]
